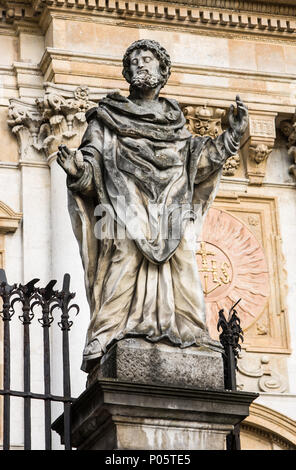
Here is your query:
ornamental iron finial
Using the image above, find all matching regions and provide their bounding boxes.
[217,298,244,391]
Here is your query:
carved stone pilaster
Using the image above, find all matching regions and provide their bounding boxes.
[182,104,241,176]
[240,112,277,185]
[279,113,296,180]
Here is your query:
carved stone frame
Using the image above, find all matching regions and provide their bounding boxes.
[212,192,289,354]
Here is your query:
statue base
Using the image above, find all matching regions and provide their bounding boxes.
[87,337,225,390]
[52,339,258,450]
[52,377,257,450]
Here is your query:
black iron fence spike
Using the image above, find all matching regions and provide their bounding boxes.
[44,280,57,300]
[62,273,71,293]
[23,278,40,297]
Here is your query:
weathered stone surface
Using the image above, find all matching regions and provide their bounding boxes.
[88,337,224,390]
[52,378,258,450]
[56,39,247,374]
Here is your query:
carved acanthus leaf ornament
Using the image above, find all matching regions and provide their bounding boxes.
[8,84,114,163]
[182,104,241,176]
[35,85,97,157]
[7,100,48,163]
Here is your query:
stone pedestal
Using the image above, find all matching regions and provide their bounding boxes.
[88,338,225,390]
[52,377,257,450]
[52,339,258,450]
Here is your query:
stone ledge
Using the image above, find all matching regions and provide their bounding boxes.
[3,0,296,39]
[52,378,258,449]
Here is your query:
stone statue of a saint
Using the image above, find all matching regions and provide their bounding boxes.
[57,40,248,373]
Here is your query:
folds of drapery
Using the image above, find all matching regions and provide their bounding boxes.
[66,94,239,371]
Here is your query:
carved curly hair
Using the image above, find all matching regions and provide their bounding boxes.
[122,39,171,88]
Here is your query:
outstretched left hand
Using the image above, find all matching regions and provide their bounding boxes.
[228,95,248,138]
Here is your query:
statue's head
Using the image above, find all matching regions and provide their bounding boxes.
[122,39,171,90]
[280,120,293,138]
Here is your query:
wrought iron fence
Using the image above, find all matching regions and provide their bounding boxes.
[0,266,242,451]
[0,269,79,450]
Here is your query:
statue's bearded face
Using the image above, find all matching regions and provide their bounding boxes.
[129,49,162,89]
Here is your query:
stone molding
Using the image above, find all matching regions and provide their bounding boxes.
[1,0,296,41]
[42,0,296,40]
[52,377,258,450]
[38,47,296,85]
[38,48,296,112]
[0,200,22,234]
[0,1,34,23]
[241,402,296,449]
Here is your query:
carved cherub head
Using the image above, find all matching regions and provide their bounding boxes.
[250,144,272,164]
[122,39,171,90]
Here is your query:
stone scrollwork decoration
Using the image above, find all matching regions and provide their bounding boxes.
[279,114,296,180]
[182,104,225,138]
[182,104,241,176]
[237,352,287,393]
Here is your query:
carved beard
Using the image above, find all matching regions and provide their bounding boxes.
[131,70,162,89]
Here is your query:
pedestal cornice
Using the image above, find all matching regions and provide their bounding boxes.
[52,378,258,450]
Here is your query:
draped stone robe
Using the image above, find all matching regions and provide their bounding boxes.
[66,93,240,372]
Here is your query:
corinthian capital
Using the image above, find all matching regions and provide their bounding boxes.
[8,84,115,164]
[35,84,98,158]
[7,99,50,163]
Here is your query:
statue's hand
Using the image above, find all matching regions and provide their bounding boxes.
[57,145,85,179]
[228,95,248,138]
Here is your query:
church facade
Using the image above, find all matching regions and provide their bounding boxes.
[0,0,296,449]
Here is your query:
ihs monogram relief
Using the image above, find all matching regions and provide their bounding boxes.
[196,242,232,296]
[196,208,269,340]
